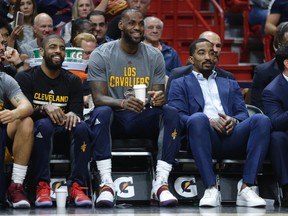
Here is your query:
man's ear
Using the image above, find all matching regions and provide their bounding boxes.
[188,56,194,65]
[118,20,123,31]
[40,47,44,57]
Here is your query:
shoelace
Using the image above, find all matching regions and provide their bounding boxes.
[37,183,52,197]
[71,185,88,198]
[10,185,26,199]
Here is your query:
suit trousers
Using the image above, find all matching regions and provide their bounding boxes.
[270,131,288,186]
[186,113,270,188]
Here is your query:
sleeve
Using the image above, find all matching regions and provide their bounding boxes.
[152,51,166,86]
[262,88,288,131]
[168,79,190,124]
[14,71,34,104]
[68,74,84,119]
[3,74,22,100]
[87,49,107,82]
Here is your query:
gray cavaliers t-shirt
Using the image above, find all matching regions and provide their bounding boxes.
[88,40,166,99]
[0,72,22,110]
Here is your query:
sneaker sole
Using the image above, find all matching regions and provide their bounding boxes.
[236,200,266,207]
[75,200,93,207]
[160,199,178,207]
[9,200,30,209]
[35,201,53,208]
[95,200,114,208]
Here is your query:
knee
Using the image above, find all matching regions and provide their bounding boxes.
[186,113,209,131]
[18,117,33,133]
[35,118,53,136]
[73,121,89,137]
[91,106,113,124]
[250,114,271,131]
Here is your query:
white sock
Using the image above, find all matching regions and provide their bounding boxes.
[155,160,172,185]
[12,163,27,184]
[96,158,113,184]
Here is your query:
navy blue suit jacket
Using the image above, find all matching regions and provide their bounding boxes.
[168,73,249,125]
[262,74,288,131]
[166,65,235,98]
[251,59,281,110]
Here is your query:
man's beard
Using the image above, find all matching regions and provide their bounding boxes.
[43,55,63,70]
[122,30,143,45]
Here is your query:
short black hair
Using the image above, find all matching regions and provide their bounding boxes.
[275,44,288,71]
[120,8,143,20]
[0,17,12,34]
[42,34,64,48]
[88,10,106,21]
[189,38,212,56]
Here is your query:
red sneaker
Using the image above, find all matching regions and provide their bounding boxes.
[69,182,92,207]
[35,181,53,207]
[7,182,30,208]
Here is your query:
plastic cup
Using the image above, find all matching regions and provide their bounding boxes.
[33,48,41,58]
[65,47,83,60]
[133,84,146,103]
[55,188,67,208]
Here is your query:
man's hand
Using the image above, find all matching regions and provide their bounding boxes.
[44,103,67,126]
[147,90,165,106]
[122,96,144,113]
[0,109,17,124]
[212,113,237,135]
[65,112,81,130]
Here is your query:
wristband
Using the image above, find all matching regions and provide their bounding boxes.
[15,61,24,69]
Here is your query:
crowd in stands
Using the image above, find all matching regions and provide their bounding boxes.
[1,0,288,211]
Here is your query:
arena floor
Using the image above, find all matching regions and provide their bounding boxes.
[0,204,287,216]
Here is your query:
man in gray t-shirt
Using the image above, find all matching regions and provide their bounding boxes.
[0,72,33,208]
[87,8,181,207]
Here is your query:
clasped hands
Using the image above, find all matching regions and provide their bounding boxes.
[122,90,165,113]
[209,113,238,135]
[44,103,80,130]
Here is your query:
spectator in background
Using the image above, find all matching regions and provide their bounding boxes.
[251,22,288,110]
[0,24,30,77]
[265,0,288,36]
[105,0,151,39]
[93,0,127,22]
[0,17,14,50]
[249,0,271,35]
[168,38,271,207]
[36,0,74,29]
[262,44,288,207]
[0,0,16,23]
[0,33,33,209]
[67,18,96,47]
[87,10,113,47]
[10,0,37,49]
[72,32,96,107]
[60,0,94,43]
[143,16,182,77]
[19,13,54,57]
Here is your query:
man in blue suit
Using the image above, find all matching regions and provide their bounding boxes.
[251,21,288,110]
[262,44,288,207]
[168,38,271,207]
[166,31,234,98]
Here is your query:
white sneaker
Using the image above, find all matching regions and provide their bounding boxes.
[236,186,266,207]
[199,187,220,207]
[95,183,115,208]
[151,182,178,207]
